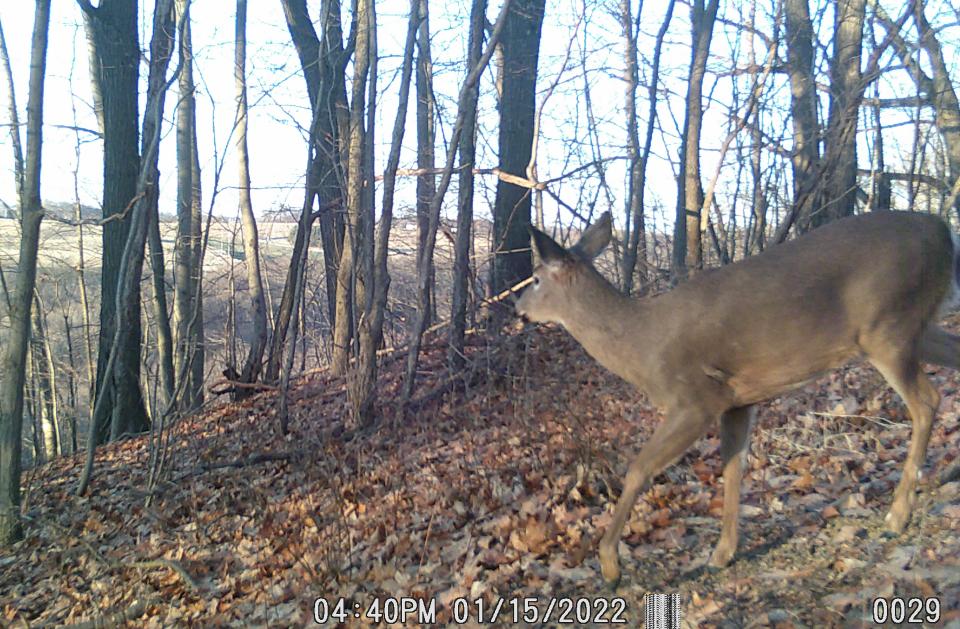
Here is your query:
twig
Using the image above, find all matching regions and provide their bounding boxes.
[208,379,279,396]
[41,192,144,227]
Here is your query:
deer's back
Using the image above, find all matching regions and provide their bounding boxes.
[643,211,954,408]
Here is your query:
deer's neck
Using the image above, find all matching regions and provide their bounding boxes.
[560,273,653,383]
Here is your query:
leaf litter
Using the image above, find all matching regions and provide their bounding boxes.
[2,322,960,627]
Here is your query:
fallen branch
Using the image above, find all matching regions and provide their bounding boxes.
[177,449,306,482]
[209,379,279,396]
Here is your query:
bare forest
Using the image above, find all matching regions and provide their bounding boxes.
[2,0,960,626]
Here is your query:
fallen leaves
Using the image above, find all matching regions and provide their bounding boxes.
[4,326,960,626]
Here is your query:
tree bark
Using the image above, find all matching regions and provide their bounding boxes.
[173,0,204,412]
[403,0,512,401]
[489,0,546,296]
[415,0,436,327]
[332,0,373,377]
[0,0,50,545]
[77,0,177,493]
[146,179,175,407]
[619,0,642,294]
[809,0,865,228]
[350,0,402,428]
[623,0,675,293]
[32,293,60,460]
[784,0,820,231]
[449,0,487,369]
[673,0,719,277]
[81,0,150,443]
[234,0,269,396]
[271,0,349,381]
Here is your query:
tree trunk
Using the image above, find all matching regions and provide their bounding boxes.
[77,0,177,493]
[333,0,374,378]
[784,0,821,230]
[350,0,397,428]
[489,0,545,297]
[173,0,204,412]
[272,0,349,381]
[0,20,23,200]
[403,0,511,401]
[415,0,436,327]
[623,0,675,293]
[673,0,719,277]
[32,294,60,460]
[62,313,79,453]
[449,0,487,369]
[620,0,642,294]
[82,0,149,443]
[146,182,175,407]
[234,0,269,396]
[909,2,960,219]
[811,0,865,228]
[0,0,50,546]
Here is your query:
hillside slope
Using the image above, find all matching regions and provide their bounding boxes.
[3,324,960,627]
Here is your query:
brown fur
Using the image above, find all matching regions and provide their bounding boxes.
[516,211,958,585]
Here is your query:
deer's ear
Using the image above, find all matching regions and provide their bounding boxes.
[572,212,612,260]
[530,226,569,266]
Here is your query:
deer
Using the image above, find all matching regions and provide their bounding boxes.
[514,210,960,586]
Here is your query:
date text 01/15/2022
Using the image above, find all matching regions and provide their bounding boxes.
[312,596,630,625]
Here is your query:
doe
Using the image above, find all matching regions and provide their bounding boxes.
[515,210,960,585]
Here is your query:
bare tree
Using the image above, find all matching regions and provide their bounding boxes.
[673,0,720,277]
[0,20,23,200]
[874,0,960,219]
[272,0,350,382]
[449,0,488,368]
[415,0,437,327]
[809,0,865,228]
[331,0,374,378]
[233,0,269,395]
[77,0,150,443]
[350,0,413,428]
[622,0,676,293]
[489,0,546,297]
[78,0,178,493]
[403,0,512,401]
[31,293,60,460]
[173,0,204,411]
[0,0,51,545]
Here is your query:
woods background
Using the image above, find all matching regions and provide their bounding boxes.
[1,0,960,624]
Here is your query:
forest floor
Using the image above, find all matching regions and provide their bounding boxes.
[3,321,960,628]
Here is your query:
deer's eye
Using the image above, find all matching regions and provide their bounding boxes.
[533,275,541,287]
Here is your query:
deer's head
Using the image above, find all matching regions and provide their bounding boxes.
[515,212,613,325]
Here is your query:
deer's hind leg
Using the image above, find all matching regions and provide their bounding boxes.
[709,405,755,568]
[866,344,940,533]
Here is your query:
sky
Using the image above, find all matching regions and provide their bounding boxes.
[0,0,957,238]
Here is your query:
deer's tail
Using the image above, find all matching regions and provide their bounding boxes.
[922,232,960,370]
[920,325,960,370]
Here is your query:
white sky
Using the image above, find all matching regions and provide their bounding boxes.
[0,0,957,235]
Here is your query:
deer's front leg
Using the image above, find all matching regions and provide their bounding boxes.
[599,408,715,586]
[709,405,754,568]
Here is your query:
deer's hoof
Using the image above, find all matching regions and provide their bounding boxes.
[884,508,910,535]
[599,544,621,589]
[708,544,735,569]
